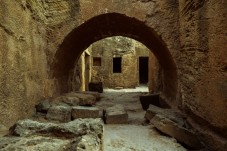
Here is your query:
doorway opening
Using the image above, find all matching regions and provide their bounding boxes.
[139,57,149,84]
[113,57,122,73]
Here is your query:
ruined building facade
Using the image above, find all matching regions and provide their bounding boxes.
[0,1,226,150]
[90,36,149,88]
[70,36,150,90]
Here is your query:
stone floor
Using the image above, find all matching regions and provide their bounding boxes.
[97,87,187,151]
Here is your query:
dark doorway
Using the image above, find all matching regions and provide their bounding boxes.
[113,57,122,73]
[139,57,149,84]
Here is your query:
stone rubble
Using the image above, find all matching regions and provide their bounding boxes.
[144,104,203,149]
[0,119,104,151]
[145,104,186,127]
[34,91,101,123]
[151,114,203,149]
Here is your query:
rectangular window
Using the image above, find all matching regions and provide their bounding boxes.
[93,57,101,66]
[113,57,122,73]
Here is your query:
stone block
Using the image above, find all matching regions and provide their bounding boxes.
[104,104,128,124]
[72,106,100,119]
[151,114,203,149]
[140,94,160,110]
[89,82,103,93]
[46,105,72,122]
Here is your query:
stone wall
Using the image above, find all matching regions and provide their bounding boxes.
[178,0,227,149]
[90,36,149,88]
[0,1,49,127]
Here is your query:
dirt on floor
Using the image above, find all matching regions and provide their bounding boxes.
[96,86,187,151]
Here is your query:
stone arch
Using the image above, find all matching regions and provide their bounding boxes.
[52,13,177,104]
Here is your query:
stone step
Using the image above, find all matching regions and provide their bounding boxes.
[46,105,72,122]
[72,106,100,119]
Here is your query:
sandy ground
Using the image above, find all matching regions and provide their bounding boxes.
[97,86,187,151]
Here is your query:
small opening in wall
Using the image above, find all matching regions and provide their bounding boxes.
[93,57,101,66]
[113,57,122,73]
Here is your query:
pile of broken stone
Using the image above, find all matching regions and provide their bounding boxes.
[0,92,105,151]
[34,91,127,125]
[0,91,128,151]
[0,91,204,150]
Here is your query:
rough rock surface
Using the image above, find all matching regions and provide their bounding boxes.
[151,114,202,149]
[0,119,104,151]
[72,106,100,119]
[0,136,72,151]
[46,105,72,122]
[104,104,128,124]
[145,104,186,126]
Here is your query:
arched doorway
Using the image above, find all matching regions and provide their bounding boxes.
[52,13,177,104]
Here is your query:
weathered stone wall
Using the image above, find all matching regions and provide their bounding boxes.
[0,1,49,127]
[178,0,227,149]
[90,36,149,88]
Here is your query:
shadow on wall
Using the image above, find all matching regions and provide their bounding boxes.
[51,13,178,105]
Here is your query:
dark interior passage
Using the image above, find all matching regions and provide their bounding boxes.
[113,57,122,73]
[139,57,149,84]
